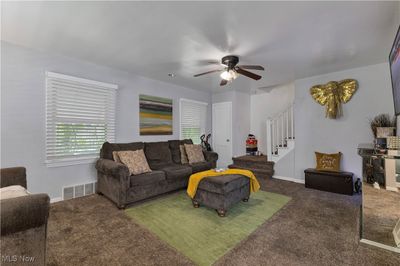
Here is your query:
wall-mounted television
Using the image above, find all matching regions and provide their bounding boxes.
[390,25,400,115]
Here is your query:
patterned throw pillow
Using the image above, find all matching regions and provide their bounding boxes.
[117,150,152,175]
[112,151,122,163]
[180,145,189,164]
[184,144,205,164]
[315,152,341,172]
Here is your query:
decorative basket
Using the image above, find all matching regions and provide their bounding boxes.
[387,136,400,150]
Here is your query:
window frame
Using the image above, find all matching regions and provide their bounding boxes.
[45,71,117,167]
[179,98,208,144]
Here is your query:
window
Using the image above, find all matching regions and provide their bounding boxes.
[180,99,208,144]
[46,72,117,166]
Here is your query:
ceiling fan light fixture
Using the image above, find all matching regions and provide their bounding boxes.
[220,69,238,81]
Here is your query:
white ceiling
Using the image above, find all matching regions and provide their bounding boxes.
[2,1,399,92]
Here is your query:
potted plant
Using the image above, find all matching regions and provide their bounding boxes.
[369,114,396,138]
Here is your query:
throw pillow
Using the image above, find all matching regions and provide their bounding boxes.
[112,151,122,163]
[315,152,342,172]
[117,149,152,175]
[184,144,205,164]
[0,185,29,200]
[180,145,189,164]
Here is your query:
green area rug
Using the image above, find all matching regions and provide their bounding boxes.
[125,191,291,266]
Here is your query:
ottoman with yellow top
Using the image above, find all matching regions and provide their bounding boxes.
[187,169,260,217]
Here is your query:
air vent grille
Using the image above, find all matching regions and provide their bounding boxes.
[62,181,97,201]
[85,183,94,195]
[63,186,74,200]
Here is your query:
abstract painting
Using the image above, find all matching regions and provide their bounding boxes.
[139,94,173,135]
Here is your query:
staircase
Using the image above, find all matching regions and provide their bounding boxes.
[266,104,295,163]
[228,155,274,179]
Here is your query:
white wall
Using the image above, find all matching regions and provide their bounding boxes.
[250,83,295,154]
[212,90,250,157]
[274,149,295,178]
[1,42,212,200]
[398,1,400,25]
[294,62,394,181]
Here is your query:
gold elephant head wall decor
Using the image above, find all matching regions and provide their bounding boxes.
[310,79,358,119]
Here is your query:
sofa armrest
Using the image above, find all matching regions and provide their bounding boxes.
[1,193,50,236]
[203,151,218,162]
[0,167,27,188]
[96,159,130,180]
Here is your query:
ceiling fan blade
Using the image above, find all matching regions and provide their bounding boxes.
[208,60,224,65]
[238,65,265,71]
[193,69,223,77]
[194,59,223,66]
[236,67,262,80]
[220,79,228,86]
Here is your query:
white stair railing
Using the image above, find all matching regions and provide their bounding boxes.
[266,104,295,157]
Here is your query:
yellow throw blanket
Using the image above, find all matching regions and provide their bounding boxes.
[187,169,260,199]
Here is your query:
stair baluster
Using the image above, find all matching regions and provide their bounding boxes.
[266,104,295,162]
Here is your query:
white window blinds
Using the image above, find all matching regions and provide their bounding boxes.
[46,72,117,166]
[180,99,208,144]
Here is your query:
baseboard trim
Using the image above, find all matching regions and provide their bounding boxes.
[50,197,63,203]
[273,175,305,184]
[386,186,399,192]
[360,238,400,253]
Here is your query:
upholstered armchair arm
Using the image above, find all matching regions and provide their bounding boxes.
[0,167,27,189]
[203,151,218,162]
[96,159,130,208]
[96,159,129,179]
[1,194,50,236]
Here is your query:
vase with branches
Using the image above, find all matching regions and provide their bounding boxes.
[369,114,396,138]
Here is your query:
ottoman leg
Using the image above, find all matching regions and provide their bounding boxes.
[192,200,200,208]
[216,209,226,217]
[243,197,249,202]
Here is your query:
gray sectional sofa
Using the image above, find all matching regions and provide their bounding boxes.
[96,139,218,208]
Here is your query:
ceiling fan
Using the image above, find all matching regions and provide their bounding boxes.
[193,55,264,86]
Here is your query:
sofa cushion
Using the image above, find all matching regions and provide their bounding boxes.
[117,150,152,176]
[168,139,193,164]
[198,174,249,194]
[159,164,192,182]
[148,162,173,171]
[145,142,173,167]
[184,144,206,164]
[190,161,212,173]
[130,171,166,187]
[100,142,144,160]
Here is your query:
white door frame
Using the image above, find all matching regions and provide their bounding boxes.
[212,101,233,168]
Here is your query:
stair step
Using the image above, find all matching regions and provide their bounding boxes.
[232,160,274,167]
[232,156,274,169]
[228,164,274,178]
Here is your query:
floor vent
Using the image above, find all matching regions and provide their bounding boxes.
[62,181,97,200]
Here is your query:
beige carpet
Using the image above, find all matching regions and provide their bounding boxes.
[47,178,400,265]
